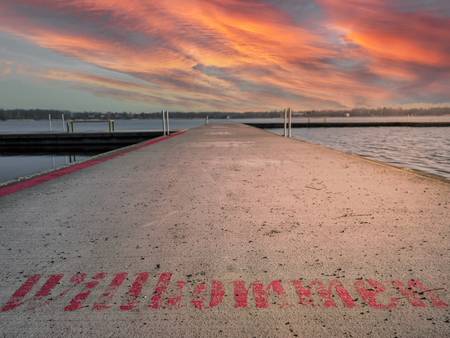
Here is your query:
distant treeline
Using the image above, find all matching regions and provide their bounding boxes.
[0,107,449,120]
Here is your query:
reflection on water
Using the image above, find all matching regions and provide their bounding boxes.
[0,153,98,183]
[272,127,450,179]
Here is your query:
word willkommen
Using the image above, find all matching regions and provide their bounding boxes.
[1,272,447,312]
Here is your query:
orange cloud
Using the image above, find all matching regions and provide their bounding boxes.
[319,0,450,67]
[0,0,448,110]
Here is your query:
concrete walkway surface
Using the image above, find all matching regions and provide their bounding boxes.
[0,124,449,337]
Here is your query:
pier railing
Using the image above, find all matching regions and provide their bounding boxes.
[67,119,116,133]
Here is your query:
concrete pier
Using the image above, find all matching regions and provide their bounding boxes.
[0,131,170,152]
[246,121,450,128]
[0,124,449,337]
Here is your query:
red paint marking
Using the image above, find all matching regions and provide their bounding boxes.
[64,273,106,311]
[292,280,314,306]
[191,281,225,309]
[120,272,150,311]
[0,131,185,198]
[0,275,41,312]
[233,280,288,309]
[234,280,249,308]
[150,272,172,309]
[392,280,427,307]
[2,273,448,312]
[210,280,225,308]
[405,279,448,308]
[354,279,397,309]
[167,281,186,309]
[34,274,64,299]
[51,273,87,304]
[25,274,66,311]
[93,272,128,311]
[192,283,208,310]
[310,280,356,308]
[253,280,288,308]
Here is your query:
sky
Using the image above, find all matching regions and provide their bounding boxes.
[0,0,449,112]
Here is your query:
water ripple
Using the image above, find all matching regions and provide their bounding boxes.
[272,127,450,180]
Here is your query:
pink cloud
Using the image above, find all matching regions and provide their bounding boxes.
[0,0,448,110]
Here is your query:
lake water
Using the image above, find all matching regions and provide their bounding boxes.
[0,119,209,183]
[0,153,96,183]
[271,127,450,179]
[1,118,449,183]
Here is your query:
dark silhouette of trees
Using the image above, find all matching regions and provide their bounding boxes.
[0,107,448,120]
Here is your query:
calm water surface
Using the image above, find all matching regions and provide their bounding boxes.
[272,127,450,179]
[0,153,96,183]
[0,119,208,183]
[1,119,449,183]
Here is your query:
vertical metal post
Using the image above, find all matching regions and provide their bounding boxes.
[48,114,52,132]
[162,110,167,135]
[290,108,293,137]
[205,116,209,125]
[62,113,65,132]
[112,120,115,132]
[283,109,287,137]
[166,110,170,135]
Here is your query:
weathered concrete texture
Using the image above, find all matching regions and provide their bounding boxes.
[0,124,449,337]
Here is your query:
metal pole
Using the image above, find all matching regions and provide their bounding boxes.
[288,108,292,138]
[112,120,115,132]
[166,110,170,135]
[48,114,52,132]
[62,113,65,132]
[206,116,209,125]
[283,109,287,137]
[162,110,166,135]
